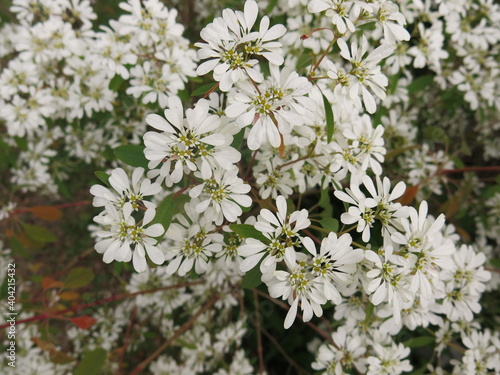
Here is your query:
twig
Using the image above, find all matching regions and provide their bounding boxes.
[116,305,138,375]
[260,327,312,375]
[0,281,203,329]
[253,290,266,374]
[128,293,219,375]
[439,166,500,174]
[251,289,335,346]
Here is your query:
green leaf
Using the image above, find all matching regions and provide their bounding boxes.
[229,224,270,244]
[408,364,429,375]
[63,267,95,290]
[231,128,245,149]
[94,171,111,187]
[8,237,28,258]
[322,93,334,143]
[21,223,57,243]
[403,336,435,348]
[297,51,312,69]
[187,76,203,83]
[408,75,434,94]
[151,196,174,240]
[241,263,263,289]
[388,73,400,95]
[113,144,149,168]
[191,83,217,97]
[266,0,278,13]
[489,258,500,268]
[319,218,339,232]
[108,74,124,91]
[423,126,448,144]
[14,136,28,151]
[74,348,107,375]
[364,302,374,324]
[318,184,333,219]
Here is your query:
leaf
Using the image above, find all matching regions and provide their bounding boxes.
[319,218,339,232]
[403,336,435,348]
[241,263,263,289]
[7,236,28,258]
[396,185,419,206]
[70,316,97,330]
[191,82,217,97]
[266,0,278,12]
[63,267,95,289]
[297,51,312,69]
[229,224,270,244]
[95,171,111,187]
[364,302,374,324]
[318,184,333,219]
[50,350,75,364]
[151,196,174,238]
[423,126,448,145]
[22,223,57,243]
[408,75,434,94]
[231,128,245,149]
[59,291,80,301]
[322,93,334,143]
[74,348,107,375]
[28,206,63,221]
[108,74,124,91]
[42,277,64,290]
[489,258,500,268]
[113,144,149,168]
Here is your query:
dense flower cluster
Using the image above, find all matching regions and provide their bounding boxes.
[1,0,499,374]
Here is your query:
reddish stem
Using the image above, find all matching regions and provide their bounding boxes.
[0,281,203,330]
[439,166,500,174]
[13,201,91,215]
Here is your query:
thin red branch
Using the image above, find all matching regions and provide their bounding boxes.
[0,281,203,330]
[128,293,219,375]
[439,166,500,174]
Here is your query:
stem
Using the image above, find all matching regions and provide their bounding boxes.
[301,228,322,245]
[310,36,338,76]
[13,201,91,215]
[252,288,335,347]
[260,327,311,375]
[439,166,500,174]
[128,293,219,375]
[0,281,203,330]
[116,305,137,375]
[253,290,266,375]
[244,150,259,180]
[174,185,190,198]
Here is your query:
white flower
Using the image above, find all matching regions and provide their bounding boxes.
[90,167,161,210]
[189,166,252,225]
[226,64,314,150]
[303,232,364,304]
[268,249,327,328]
[94,202,165,272]
[366,343,412,375]
[144,96,241,186]
[336,37,394,113]
[164,201,223,276]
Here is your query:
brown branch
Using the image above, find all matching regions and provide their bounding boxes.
[128,293,219,375]
[260,327,312,375]
[253,290,266,375]
[439,166,500,174]
[251,289,335,346]
[116,305,138,375]
[0,281,203,329]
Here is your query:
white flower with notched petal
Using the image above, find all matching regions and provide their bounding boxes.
[366,343,412,375]
[334,37,394,113]
[90,167,161,210]
[94,202,165,273]
[225,64,314,150]
[164,201,224,276]
[303,232,364,304]
[195,0,285,91]
[268,249,327,329]
[144,96,241,186]
[189,166,252,225]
